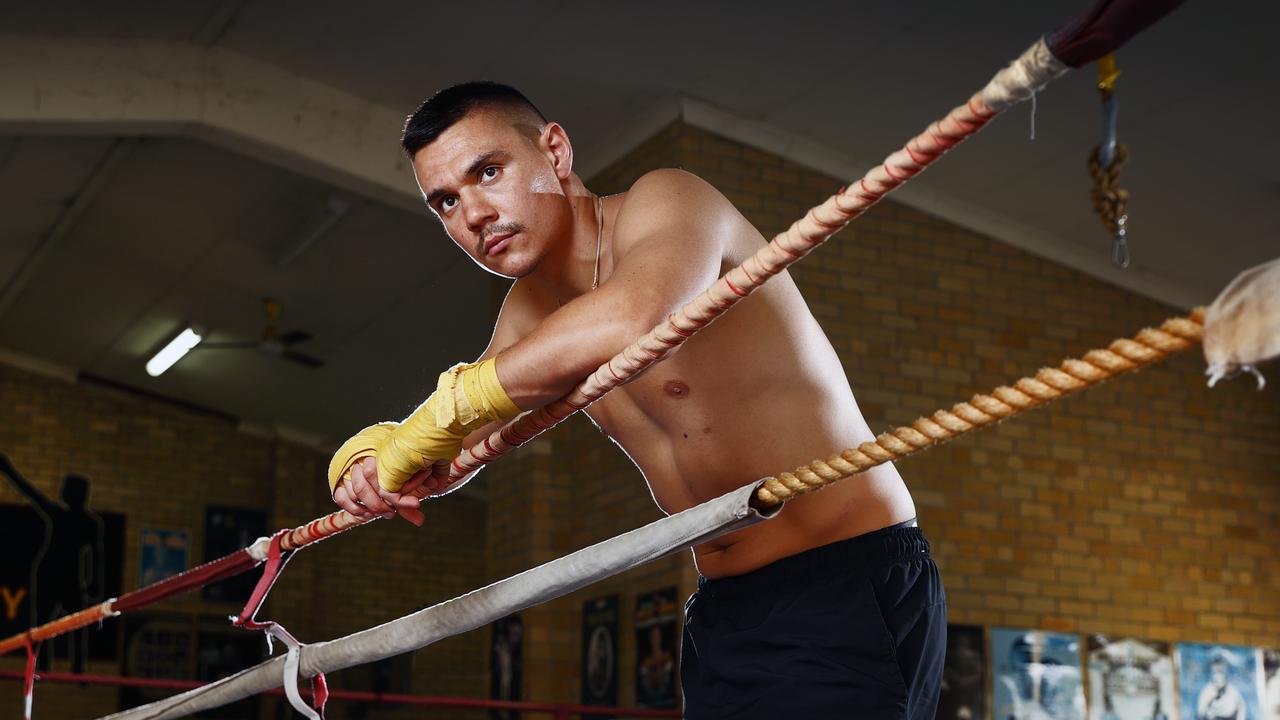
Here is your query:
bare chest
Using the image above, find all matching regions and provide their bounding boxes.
[588,353,714,438]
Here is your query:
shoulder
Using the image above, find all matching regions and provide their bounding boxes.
[612,169,738,252]
[621,168,729,215]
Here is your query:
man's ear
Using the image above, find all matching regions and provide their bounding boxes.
[539,122,574,181]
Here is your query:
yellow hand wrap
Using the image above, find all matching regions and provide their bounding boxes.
[326,358,521,494]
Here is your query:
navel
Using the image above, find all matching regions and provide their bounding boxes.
[663,380,691,399]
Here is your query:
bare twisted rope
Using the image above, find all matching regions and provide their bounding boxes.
[0,308,1208,657]
[448,39,1068,481]
[225,43,1066,554]
[754,308,1205,506]
[1088,142,1129,236]
[0,43,1072,659]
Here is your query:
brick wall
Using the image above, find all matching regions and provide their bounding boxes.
[0,363,487,719]
[4,117,1279,718]
[479,118,1280,708]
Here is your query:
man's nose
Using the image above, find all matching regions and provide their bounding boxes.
[462,190,498,234]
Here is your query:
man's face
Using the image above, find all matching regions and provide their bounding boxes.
[1212,662,1228,688]
[412,109,569,278]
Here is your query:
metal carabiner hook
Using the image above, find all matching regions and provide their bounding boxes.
[1111,214,1130,268]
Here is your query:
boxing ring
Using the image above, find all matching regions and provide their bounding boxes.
[6,0,1277,717]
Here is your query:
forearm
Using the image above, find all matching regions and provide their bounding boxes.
[495,305,654,409]
[431,421,507,494]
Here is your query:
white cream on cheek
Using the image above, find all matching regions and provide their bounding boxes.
[528,169,561,195]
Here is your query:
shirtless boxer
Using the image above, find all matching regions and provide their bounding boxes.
[327,81,945,719]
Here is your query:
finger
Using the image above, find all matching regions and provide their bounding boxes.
[397,505,425,527]
[376,477,422,512]
[362,456,406,502]
[426,462,452,494]
[396,472,429,502]
[333,485,372,519]
[376,486,419,511]
[352,459,395,516]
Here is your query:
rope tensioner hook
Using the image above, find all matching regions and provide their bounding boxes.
[1090,52,1131,268]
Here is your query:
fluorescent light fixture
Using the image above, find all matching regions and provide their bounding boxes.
[146,326,204,377]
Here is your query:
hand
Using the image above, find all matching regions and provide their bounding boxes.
[414,460,467,498]
[332,457,427,526]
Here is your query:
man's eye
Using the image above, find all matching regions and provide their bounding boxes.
[441,197,456,210]
[482,166,500,180]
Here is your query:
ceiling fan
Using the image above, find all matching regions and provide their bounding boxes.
[196,298,325,368]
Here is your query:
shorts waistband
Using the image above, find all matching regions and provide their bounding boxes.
[697,522,930,599]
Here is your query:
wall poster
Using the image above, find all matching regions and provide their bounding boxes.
[1175,642,1262,720]
[201,506,266,602]
[139,528,188,587]
[489,613,523,720]
[635,587,678,709]
[1264,648,1280,720]
[939,624,987,720]
[1087,635,1177,720]
[991,627,1085,720]
[582,594,619,713]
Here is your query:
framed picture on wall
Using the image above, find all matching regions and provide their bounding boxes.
[991,627,1085,720]
[1264,648,1280,720]
[120,614,196,712]
[634,587,678,709]
[939,624,986,720]
[1175,642,1262,720]
[200,506,267,603]
[1087,634,1177,720]
[489,613,523,720]
[139,528,188,587]
[582,594,619,713]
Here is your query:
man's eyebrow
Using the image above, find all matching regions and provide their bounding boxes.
[423,150,509,206]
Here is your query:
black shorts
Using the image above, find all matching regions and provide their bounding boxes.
[680,523,946,719]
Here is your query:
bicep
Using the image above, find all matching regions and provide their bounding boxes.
[492,171,733,407]
[478,278,545,361]
[597,169,735,330]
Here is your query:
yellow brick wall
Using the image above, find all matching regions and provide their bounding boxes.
[0,363,488,719]
[478,119,1280,708]
[4,117,1279,718]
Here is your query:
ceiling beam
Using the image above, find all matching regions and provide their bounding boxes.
[0,36,424,213]
[0,138,133,320]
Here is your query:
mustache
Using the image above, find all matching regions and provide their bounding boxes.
[479,222,523,253]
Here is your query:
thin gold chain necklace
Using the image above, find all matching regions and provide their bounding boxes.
[592,194,604,290]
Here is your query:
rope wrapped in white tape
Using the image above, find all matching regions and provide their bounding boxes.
[98,482,777,720]
[981,37,1068,112]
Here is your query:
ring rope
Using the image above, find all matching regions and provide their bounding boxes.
[180,40,1069,552]
[0,38,1075,658]
[754,309,1205,506]
[447,38,1069,482]
[62,7,1197,711]
[93,309,1209,720]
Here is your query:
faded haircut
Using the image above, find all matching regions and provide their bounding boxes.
[401,81,547,158]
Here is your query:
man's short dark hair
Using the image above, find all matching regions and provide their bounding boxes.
[401,81,547,159]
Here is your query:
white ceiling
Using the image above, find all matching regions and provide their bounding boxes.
[1,0,1276,442]
[0,132,491,434]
